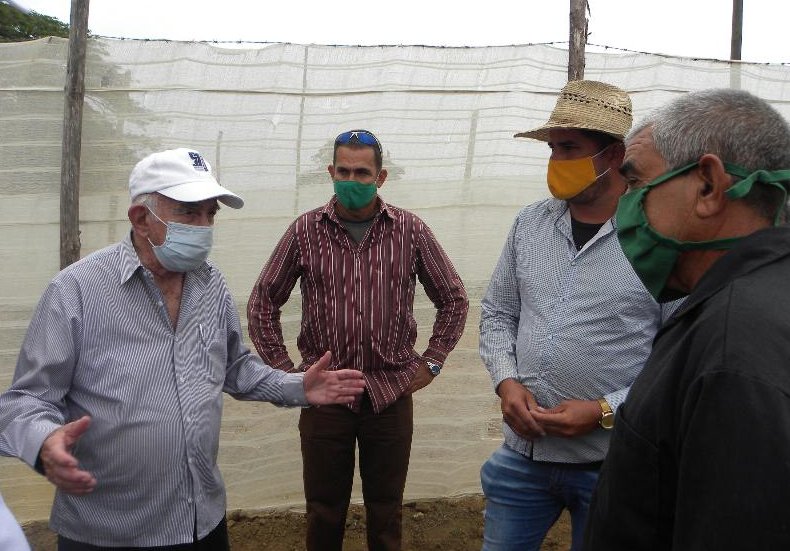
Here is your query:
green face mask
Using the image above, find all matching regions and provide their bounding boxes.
[616,161,790,302]
[333,180,378,210]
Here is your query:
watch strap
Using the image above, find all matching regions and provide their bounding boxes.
[598,398,614,429]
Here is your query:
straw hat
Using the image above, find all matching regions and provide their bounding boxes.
[515,80,632,142]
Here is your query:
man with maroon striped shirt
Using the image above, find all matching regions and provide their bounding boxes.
[247,129,469,551]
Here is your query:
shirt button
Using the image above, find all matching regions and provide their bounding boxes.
[180,376,186,383]
[547,335,553,340]
[187,498,193,504]
[185,416,191,423]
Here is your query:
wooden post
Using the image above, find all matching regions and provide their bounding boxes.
[730,0,743,60]
[568,0,588,81]
[60,0,90,269]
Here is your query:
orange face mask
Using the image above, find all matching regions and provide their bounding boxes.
[546,147,611,199]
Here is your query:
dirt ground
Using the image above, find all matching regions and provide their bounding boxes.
[22,495,571,550]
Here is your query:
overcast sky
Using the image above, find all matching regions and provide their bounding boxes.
[13,0,789,63]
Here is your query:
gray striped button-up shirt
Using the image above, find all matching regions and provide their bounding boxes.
[0,232,306,547]
[480,198,677,464]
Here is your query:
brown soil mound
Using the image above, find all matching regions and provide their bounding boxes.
[23,495,571,550]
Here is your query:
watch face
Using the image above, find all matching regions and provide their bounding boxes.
[600,413,615,430]
[427,362,441,376]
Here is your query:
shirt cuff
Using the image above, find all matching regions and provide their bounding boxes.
[602,388,629,412]
[17,421,60,471]
[280,372,308,407]
[422,347,448,365]
[488,363,519,392]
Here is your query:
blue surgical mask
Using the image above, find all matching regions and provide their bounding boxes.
[146,207,213,272]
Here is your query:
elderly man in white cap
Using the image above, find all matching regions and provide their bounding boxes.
[0,148,365,551]
[478,81,679,551]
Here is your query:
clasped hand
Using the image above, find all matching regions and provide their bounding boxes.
[497,379,601,439]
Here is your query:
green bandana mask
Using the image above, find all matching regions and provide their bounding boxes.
[616,161,790,302]
[333,180,378,210]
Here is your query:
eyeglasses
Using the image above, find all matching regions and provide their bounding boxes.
[334,130,382,155]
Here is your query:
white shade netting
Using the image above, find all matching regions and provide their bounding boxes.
[1,37,789,520]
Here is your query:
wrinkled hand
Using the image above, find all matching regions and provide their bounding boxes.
[497,379,545,439]
[40,416,96,495]
[530,399,601,438]
[303,351,366,405]
[405,360,434,395]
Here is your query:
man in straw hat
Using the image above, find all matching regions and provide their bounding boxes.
[584,89,790,549]
[479,80,679,550]
[0,148,365,550]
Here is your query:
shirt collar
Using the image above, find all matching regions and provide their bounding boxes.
[546,198,615,248]
[544,197,568,218]
[118,230,213,285]
[119,232,143,285]
[319,196,398,224]
[671,226,790,319]
[545,198,617,227]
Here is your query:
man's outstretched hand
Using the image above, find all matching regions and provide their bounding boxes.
[40,415,96,495]
[303,351,366,405]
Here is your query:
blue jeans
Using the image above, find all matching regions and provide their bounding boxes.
[480,444,599,551]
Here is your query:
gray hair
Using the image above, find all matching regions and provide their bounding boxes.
[630,88,790,220]
[132,193,157,207]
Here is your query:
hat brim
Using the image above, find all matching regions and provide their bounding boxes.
[158,180,245,209]
[514,123,625,142]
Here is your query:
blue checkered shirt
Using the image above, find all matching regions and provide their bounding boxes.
[480,198,677,463]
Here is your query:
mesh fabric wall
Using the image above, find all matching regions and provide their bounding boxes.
[1,37,788,520]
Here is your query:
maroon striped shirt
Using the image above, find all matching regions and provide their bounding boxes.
[247,197,469,413]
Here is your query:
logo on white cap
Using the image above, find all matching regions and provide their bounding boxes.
[188,151,210,172]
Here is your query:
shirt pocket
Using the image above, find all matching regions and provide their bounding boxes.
[198,324,227,384]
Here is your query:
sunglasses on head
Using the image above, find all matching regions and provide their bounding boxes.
[334,130,382,154]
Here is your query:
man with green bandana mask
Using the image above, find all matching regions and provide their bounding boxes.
[248,129,469,551]
[617,160,789,303]
[585,88,790,550]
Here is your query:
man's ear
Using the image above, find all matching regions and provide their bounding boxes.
[327,164,335,179]
[694,154,730,218]
[128,204,150,234]
[608,142,626,166]
[376,168,388,188]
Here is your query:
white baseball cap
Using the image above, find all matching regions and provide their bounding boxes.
[129,148,244,209]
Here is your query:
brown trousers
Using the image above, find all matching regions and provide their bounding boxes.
[299,394,413,551]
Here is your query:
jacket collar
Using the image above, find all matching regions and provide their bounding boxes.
[671,226,790,319]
